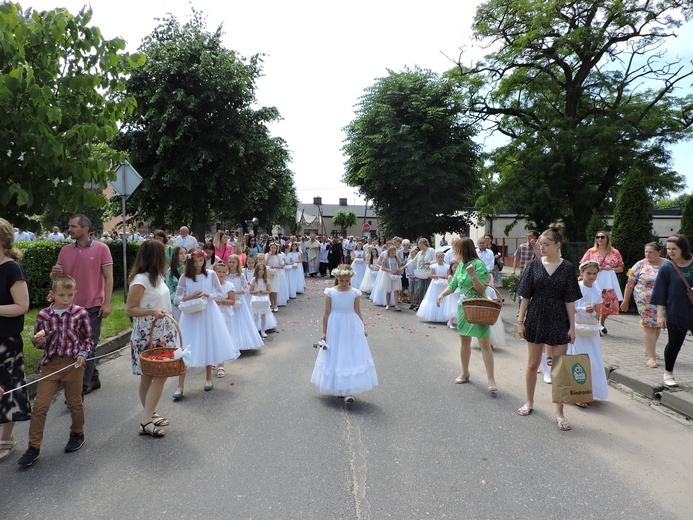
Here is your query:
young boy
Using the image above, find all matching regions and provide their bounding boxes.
[17,275,93,467]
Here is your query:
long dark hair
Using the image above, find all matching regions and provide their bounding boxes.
[170,245,186,280]
[129,240,166,286]
[454,237,479,264]
[183,248,209,281]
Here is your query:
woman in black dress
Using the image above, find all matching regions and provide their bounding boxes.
[516,225,582,431]
[0,218,31,463]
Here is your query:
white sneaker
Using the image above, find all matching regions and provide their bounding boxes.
[663,373,678,387]
[543,373,552,384]
[260,332,267,338]
[344,396,354,403]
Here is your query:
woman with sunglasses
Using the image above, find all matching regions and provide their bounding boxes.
[579,230,624,334]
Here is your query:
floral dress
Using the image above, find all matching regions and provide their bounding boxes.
[579,248,624,316]
[626,260,663,328]
[129,274,176,376]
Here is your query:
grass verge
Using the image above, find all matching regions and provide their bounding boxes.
[21,289,132,375]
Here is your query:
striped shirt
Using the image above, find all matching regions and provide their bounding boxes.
[33,304,94,365]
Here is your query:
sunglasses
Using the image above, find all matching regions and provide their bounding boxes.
[595,235,607,239]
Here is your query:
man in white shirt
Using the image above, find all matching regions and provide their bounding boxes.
[47,226,65,240]
[14,228,31,241]
[343,236,356,262]
[476,238,495,278]
[173,226,198,250]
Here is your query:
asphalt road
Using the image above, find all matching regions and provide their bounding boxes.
[2,277,691,519]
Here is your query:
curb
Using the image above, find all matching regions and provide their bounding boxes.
[24,329,132,399]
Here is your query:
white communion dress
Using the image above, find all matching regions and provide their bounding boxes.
[310,287,378,396]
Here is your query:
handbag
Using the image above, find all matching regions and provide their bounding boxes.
[178,297,207,314]
[551,354,593,404]
[668,260,693,305]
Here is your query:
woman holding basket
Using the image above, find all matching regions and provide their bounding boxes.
[126,240,176,437]
[436,238,497,394]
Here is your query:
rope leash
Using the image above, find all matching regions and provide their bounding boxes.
[2,344,131,396]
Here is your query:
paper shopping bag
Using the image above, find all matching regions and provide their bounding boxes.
[551,354,593,404]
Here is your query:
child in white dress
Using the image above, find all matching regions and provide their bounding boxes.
[213,262,242,378]
[290,242,306,294]
[250,263,272,338]
[359,247,379,294]
[445,261,460,329]
[282,243,297,299]
[311,265,378,402]
[173,249,240,398]
[265,243,284,312]
[417,251,449,322]
[569,261,608,405]
[350,241,367,289]
[227,255,265,350]
[373,246,401,309]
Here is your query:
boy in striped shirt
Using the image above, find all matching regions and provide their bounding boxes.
[17,275,93,467]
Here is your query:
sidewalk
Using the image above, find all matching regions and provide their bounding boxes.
[494,284,693,420]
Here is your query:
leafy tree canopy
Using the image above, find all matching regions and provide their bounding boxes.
[457,0,693,238]
[343,67,481,239]
[332,210,358,234]
[0,2,145,227]
[115,10,296,239]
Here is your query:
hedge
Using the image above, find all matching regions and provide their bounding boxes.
[14,240,141,307]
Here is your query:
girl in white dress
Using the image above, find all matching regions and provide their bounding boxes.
[290,242,306,293]
[282,243,297,299]
[311,265,378,402]
[350,241,367,289]
[250,263,272,338]
[173,249,240,397]
[378,246,403,310]
[444,261,460,329]
[227,255,265,350]
[242,255,256,305]
[359,247,379,294]
[569,261,608,404]
[213,262,242,378]
[417,251,450,322]
[266,243,285,311]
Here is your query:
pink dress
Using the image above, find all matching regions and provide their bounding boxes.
[579,248,624,316]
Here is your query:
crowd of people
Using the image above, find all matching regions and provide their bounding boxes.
[1,214,692,466]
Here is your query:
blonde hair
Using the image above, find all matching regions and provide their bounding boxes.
[0,218,22,260]
[227,254,243,275]
[52,275,76,292]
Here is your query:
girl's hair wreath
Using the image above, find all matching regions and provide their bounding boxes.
[331,267,355,277]
[187,251,206,260]
[579,260,600,271]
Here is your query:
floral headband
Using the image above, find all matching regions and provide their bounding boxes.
[331,267,355,277]
[579,260,600,271]
[187,251,206,260]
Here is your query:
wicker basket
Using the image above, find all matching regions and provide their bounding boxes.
[462,286,502,326]
[140,313,187,378]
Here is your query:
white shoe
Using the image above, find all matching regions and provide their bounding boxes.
[543,373,552,384]
[344,396,354,403]
[663,373,678,387]
[260,332,267,338]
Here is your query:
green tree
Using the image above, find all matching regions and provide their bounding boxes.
[0,3,144,226]
[332,210,358,236]
[343,67,481,238]
[655,193,689,209]
[611,169,657,287]
[679,195,693,238]
[116,11,296,239]
[458,0,692,239]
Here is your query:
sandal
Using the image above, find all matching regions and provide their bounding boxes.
[556,416,571,431]
[216,366,226,378]
[139,421,165,437]
[0,438,17,462]
[575,402,588,409]
[152,412,170,427]
[517,404,533,416]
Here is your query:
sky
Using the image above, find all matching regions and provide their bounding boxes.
[25,0,693,205]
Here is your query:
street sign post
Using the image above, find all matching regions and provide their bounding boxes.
[111,161,143,299]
